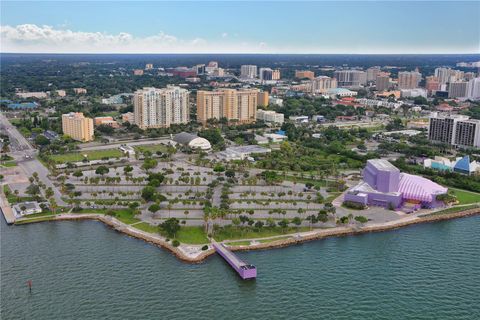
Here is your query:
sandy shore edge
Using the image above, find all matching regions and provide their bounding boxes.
[14,208,480,263]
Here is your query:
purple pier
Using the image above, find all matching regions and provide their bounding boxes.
[212,240,257,280]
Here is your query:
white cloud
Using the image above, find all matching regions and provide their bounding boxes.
[0,24,273,53]
[2,23,468,54]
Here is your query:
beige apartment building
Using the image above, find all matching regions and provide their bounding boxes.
[197,89,258,124]
[311,76,337,94]
[295,70,315,80]
[73,88,87,95]
[257,91,269,107]
[62,112,94,142]
[398,71,422,89]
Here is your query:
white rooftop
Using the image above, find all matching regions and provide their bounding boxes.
[368,159,399,172]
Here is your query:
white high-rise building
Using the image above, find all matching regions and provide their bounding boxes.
[435,68,464,85]
[428,114,480,148]
[259,68,281,81]
[448,81,468,98]
[240,65,258,79]
[333,70,367,87]
[134,86,190,129]
[466,78,480,99]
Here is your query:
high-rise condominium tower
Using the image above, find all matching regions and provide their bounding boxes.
[134,86,190,129]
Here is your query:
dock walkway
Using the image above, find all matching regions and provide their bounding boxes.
[212,239,256,280]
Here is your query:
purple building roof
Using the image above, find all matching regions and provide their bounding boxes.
[398,173,448,202]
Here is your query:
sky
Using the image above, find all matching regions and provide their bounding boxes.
[1,1,479,54]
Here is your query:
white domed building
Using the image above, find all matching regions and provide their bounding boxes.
[173,132,211,151]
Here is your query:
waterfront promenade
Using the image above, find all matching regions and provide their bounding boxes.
[0,188,15,224]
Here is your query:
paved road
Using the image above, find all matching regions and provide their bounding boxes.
[78,138,172,151]
[0,113,66,206]
[0,113,35,158]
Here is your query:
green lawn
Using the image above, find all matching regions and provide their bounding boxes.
[15,216,56,225]
[172,226,210,244]
[134,144,169,154]
[3,185,38,204]
[49,149,123,163]
[113,209,141,225]
[214,226,310,242]
[451,188,480,205]
[133,222,159,233]
[424,204,480,217]
[325,192,342,203]
[75,208,141,224]
[259,235,293,243]
[1,161,17,167]
[226,240,251,246]
[125,222,210,244]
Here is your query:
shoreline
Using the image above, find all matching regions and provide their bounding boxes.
[12,207,480,263]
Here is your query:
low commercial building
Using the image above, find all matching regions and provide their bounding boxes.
[325,88,357,98]
[44,130,59,141]
[94,116,120,128]
[381,130,422,137]
[269,97,283,106]
[356,98,402,110]
[400,88,427,99]
[119,145,136,157]
[13,202,42,218]
[289,116,309,123]
[173,132,211,150]
[256,110,284,124]
[102,93,133,105]
[217,145,271,161]
[263,133,288,143]
[344,159,448,211]
[15,92,48,99]
[7,102,39,110]
[424,155,480,175]
[122,112,135,123]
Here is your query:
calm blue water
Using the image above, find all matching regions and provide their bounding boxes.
[1,216,479,319]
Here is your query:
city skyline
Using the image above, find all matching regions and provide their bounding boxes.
[1,1,479,54]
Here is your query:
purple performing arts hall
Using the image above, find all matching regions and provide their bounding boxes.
[344,159,448,211]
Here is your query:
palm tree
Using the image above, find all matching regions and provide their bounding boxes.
[49,198,58,215]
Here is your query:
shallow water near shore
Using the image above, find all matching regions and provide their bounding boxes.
[1,216,480,320]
